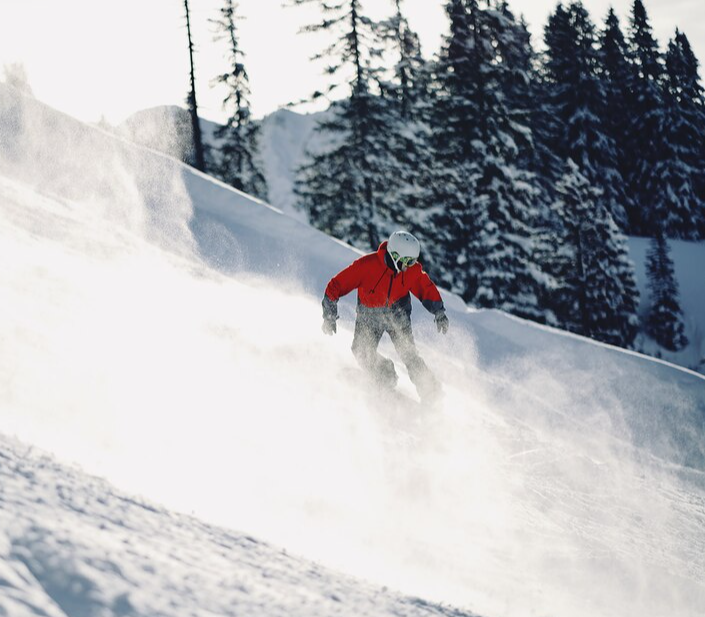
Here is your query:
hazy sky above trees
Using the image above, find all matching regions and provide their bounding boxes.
[0,0,701,124]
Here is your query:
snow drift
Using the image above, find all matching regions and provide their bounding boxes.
[1,83,705,617]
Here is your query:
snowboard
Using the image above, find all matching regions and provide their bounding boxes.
[339,366,420,410]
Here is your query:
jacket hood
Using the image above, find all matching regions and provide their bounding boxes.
[377,241,394,270]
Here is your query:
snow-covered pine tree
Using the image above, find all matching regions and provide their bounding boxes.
[292,0,393,251]
[548,159,639,347]
[470,144,554,324]
[471,2,554,323]
[424,0,481,294]
[669,31,705,236]
[542,1,628,230]
[531,4,570,204]
[598,8,634,231]
[652,30,705,240]
[645,230,688,351]
[211,0,267,200]
[529,72,563,213]
[431,0,550,323]
[380,0,430,121]
[500,6,564,271]
[492,1,535,165]
[641,32,702,240]
[624,0,665,235]
[432,0,479,162]
[671,31,705,237]
[493,2,552,195]
[542,159,592,335]
[372,0,436,245]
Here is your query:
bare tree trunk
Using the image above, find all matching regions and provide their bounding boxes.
[184,0,206,172]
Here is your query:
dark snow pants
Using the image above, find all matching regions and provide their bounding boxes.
[351,305,439,400]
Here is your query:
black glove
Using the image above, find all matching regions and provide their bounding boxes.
[435,310,449,334]
[322,297,338,336]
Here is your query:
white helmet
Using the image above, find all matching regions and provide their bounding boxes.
[387,231,420,271]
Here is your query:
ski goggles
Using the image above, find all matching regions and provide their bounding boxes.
[390,251,417,269]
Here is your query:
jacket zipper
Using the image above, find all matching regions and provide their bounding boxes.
[370,270,388,294]
[385,272,395,307]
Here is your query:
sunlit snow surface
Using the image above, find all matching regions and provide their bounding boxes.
[2,84,705,617]
[0,434,483,617]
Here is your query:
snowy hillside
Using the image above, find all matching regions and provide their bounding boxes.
[116,105,197,162]
[2,83,705,617]
[0,434,476,617]
[117,105,329,220]
[115,104,703,381]
[258,108,331,219]
[252,112,705,377]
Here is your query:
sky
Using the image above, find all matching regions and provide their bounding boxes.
[0,0,703,126]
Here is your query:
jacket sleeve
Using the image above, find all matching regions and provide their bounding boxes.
[410,269,445,315]
[322,258,365,317]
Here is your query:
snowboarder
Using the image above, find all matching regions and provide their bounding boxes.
[321,231,449,404]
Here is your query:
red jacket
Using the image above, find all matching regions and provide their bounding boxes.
[324,242,444,314]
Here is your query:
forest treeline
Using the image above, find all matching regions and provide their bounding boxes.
[187,0,703,353]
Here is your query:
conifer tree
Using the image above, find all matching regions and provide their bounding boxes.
[211,0,268,200]
[372,0,435,241]
[292,0,393,250]
[641,32,701,240]
[183,0,206,172]
[645,231,688,351]
[532,2,571,198]
[425,0,480,293]
[492,2,534,152]
[670,31,705,233]
[542,1,628,229]
[548,159,639,346]
[530,71,563,211]
[380,0,429,120]
[431,1,549,322]
[434,0,480,160]
[491,3,548,187]
[472,2,552,323]
[652,30,705,239]
[501,5,562,258]
[625,0,665,234]
[598,8,634,230]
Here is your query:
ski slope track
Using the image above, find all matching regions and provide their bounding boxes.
[1,83,705,617]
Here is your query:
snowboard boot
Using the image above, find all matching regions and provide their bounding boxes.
[373,357,398,391]
[411,368,443,408]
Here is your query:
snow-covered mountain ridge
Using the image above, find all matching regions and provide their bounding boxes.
[2,83,705,617]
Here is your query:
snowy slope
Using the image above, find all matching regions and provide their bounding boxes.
[254,108,705,377]
[2,83,705,617]
[114,106,705,378]
[0,434,477,617]
[116,105,195,162]
[116,105,226,167]
[117,105,329,220]
[258,108,331,219]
